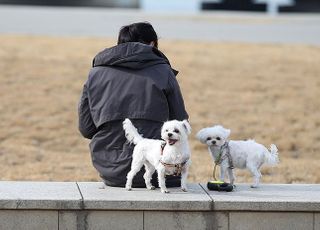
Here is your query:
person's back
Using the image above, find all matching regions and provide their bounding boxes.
[78,22,189,187]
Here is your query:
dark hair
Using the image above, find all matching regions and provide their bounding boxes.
[117,22,158,48]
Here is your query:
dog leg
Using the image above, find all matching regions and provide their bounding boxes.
[220,165,226,182]
[247,165,262,188]
[157,165,169,193]
[180,164,189,192]
[144,162,155,190]
[227,168,235,185]
[125,161,144,191]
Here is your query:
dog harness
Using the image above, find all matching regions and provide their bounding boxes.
[215,141,234,169]
[212,141,234,181]
[159,142,189,176]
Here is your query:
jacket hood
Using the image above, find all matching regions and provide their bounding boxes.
[92,42,178,75]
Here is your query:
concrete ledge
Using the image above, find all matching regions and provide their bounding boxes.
[0,181,82,210]
[0,182,319,230]
[78,182,212,211]
[202,183,320,211]
[229,211,314,230]
[0,182,319,211]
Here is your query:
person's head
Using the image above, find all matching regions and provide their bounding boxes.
[117,22,158,48]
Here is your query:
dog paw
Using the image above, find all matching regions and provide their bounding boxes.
[147,186,156,190]
[181,187,188,192]
[250,185,258,188]
[161,189,170,193]
[126,187,132,191]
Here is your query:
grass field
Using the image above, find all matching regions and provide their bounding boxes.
[0,35,319,184]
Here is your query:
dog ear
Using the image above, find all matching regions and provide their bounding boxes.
[196,129,207,143]
[224,129,231,137]
[182,120,191,135]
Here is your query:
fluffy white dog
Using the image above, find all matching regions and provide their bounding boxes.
[196,125,279,188]
[123,119,191,193]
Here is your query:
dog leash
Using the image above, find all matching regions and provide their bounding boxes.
[209,142,235,192]
[214,141,234,168]
[213,141,234,180]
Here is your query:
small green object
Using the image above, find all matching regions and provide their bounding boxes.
[207,181,234,192]
[209,180,224,184]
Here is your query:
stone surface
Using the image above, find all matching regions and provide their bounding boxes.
[229,211,314,230]
[0,182,319,229]
[77,182,212,211]
[315,213,320,230]
[211,211,229,230]
[0,181,82,209]
[86,211,143,230]
[203,183,320,211]
[144,211,228,230]
[0,210,58,230]
[59,210,144,230]
[59,211,78,230]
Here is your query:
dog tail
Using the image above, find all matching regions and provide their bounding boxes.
[264,144,279,166]
[123,118,143,145]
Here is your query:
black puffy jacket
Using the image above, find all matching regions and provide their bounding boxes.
[78,42,188,187]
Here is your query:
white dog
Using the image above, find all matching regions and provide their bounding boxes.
[196,125,279,188]
[123,119,191,193]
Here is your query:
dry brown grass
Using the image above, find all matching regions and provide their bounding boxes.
[0,35,319,184]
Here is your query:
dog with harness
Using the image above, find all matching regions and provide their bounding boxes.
[123,119,191,193]
[197,125,279,188]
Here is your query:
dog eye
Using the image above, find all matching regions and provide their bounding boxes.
[165,129,168,132]
[174,129,180,133]
[207,137,211,141]
[216,137,221,140]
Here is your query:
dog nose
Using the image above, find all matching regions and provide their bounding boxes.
[212,140,216,144]
[168,133,173,137]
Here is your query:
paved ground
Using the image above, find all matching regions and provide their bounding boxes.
[0,5,320,45]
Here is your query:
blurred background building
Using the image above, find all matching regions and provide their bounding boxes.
[0,0,320,12]
[202,0,320,12]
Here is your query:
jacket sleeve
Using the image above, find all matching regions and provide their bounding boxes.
[78,84,98,139]
[166,74,189,121]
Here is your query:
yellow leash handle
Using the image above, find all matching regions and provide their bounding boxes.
[208,162,234,192]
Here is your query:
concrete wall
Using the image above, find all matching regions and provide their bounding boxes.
[0,182,319,230]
